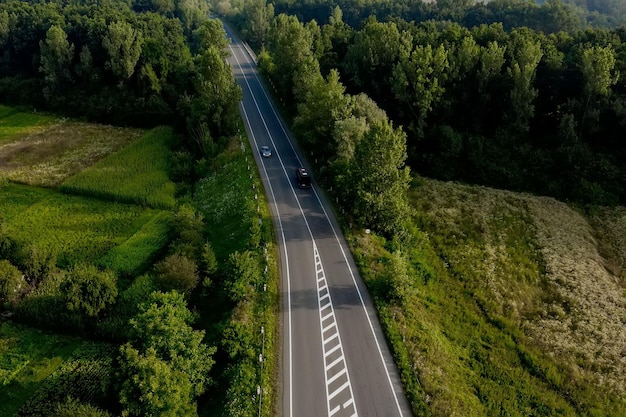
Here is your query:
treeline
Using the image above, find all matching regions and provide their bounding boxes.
[226,0,626,32]
[226,0,584,33]
[0,0,241,158]
[224,1,626,206]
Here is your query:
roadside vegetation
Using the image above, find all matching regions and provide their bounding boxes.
[194,136,278,417]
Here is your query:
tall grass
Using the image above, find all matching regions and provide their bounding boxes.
[60,126,176,209]
[98,211,172,277]
[347,179,626,416]
[0,183,160,269]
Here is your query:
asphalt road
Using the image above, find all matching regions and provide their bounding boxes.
[223,24,413,417]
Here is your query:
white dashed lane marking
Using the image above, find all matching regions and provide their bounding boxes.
[315,244,358,417]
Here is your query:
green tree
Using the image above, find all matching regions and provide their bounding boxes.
[350,119,411,237]
[0,10,9,49]
[0,259,25,306]
[118,345,197,417]
[226,251,260,302]
[193,18,229,55]
[39,25,74,99]
[240,0,274,49]
[155,254,200,293]
[345,19,409,104]
[129,291,215,397]
[170,205,205,257]
[507,29,543,133]
[200,242,217,288]
[294,69,350,155]
[265,13,318,103]
[392,43,449,137]
[581,44,619,128]
[190,45,242,150]
[102,20,143,82]
[60,263,118,318]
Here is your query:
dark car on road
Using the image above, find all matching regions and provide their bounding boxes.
[295,167,311,188]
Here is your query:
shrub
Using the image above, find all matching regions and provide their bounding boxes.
[60,264,118,318]
[225,251,260,303]
[200,242,217,288]
[169,205,205,258]
[0,259,25,306]
[154,254,200,293]
[54,397,112,417]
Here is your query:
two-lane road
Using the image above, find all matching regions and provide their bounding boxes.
[224,24,412,417]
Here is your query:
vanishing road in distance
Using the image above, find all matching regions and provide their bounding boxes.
[224,23,413,417]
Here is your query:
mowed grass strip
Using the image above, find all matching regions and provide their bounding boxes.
[0,322,82,417]
[60,126,176,209]
[0,183,159,269]
[0,110,56,145]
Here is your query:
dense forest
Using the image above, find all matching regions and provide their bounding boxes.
[0,0,240,156]
[222,0,626,220]
[1,1,275,416]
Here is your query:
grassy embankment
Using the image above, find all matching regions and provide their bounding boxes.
[348,178,626,416]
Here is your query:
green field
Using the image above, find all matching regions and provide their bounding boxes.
[0,183,166,272]
[60,126,177,209]
[98,210,172,277]
[0,322,83,416]
[0,110,55,145]
[0,104,19,119]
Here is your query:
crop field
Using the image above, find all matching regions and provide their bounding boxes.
[98,210,172,277]
[0,322,83,416]
[349,178,626,416]
[15,340,115,417]
[60,126,176,209]
[0,183,164,271]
